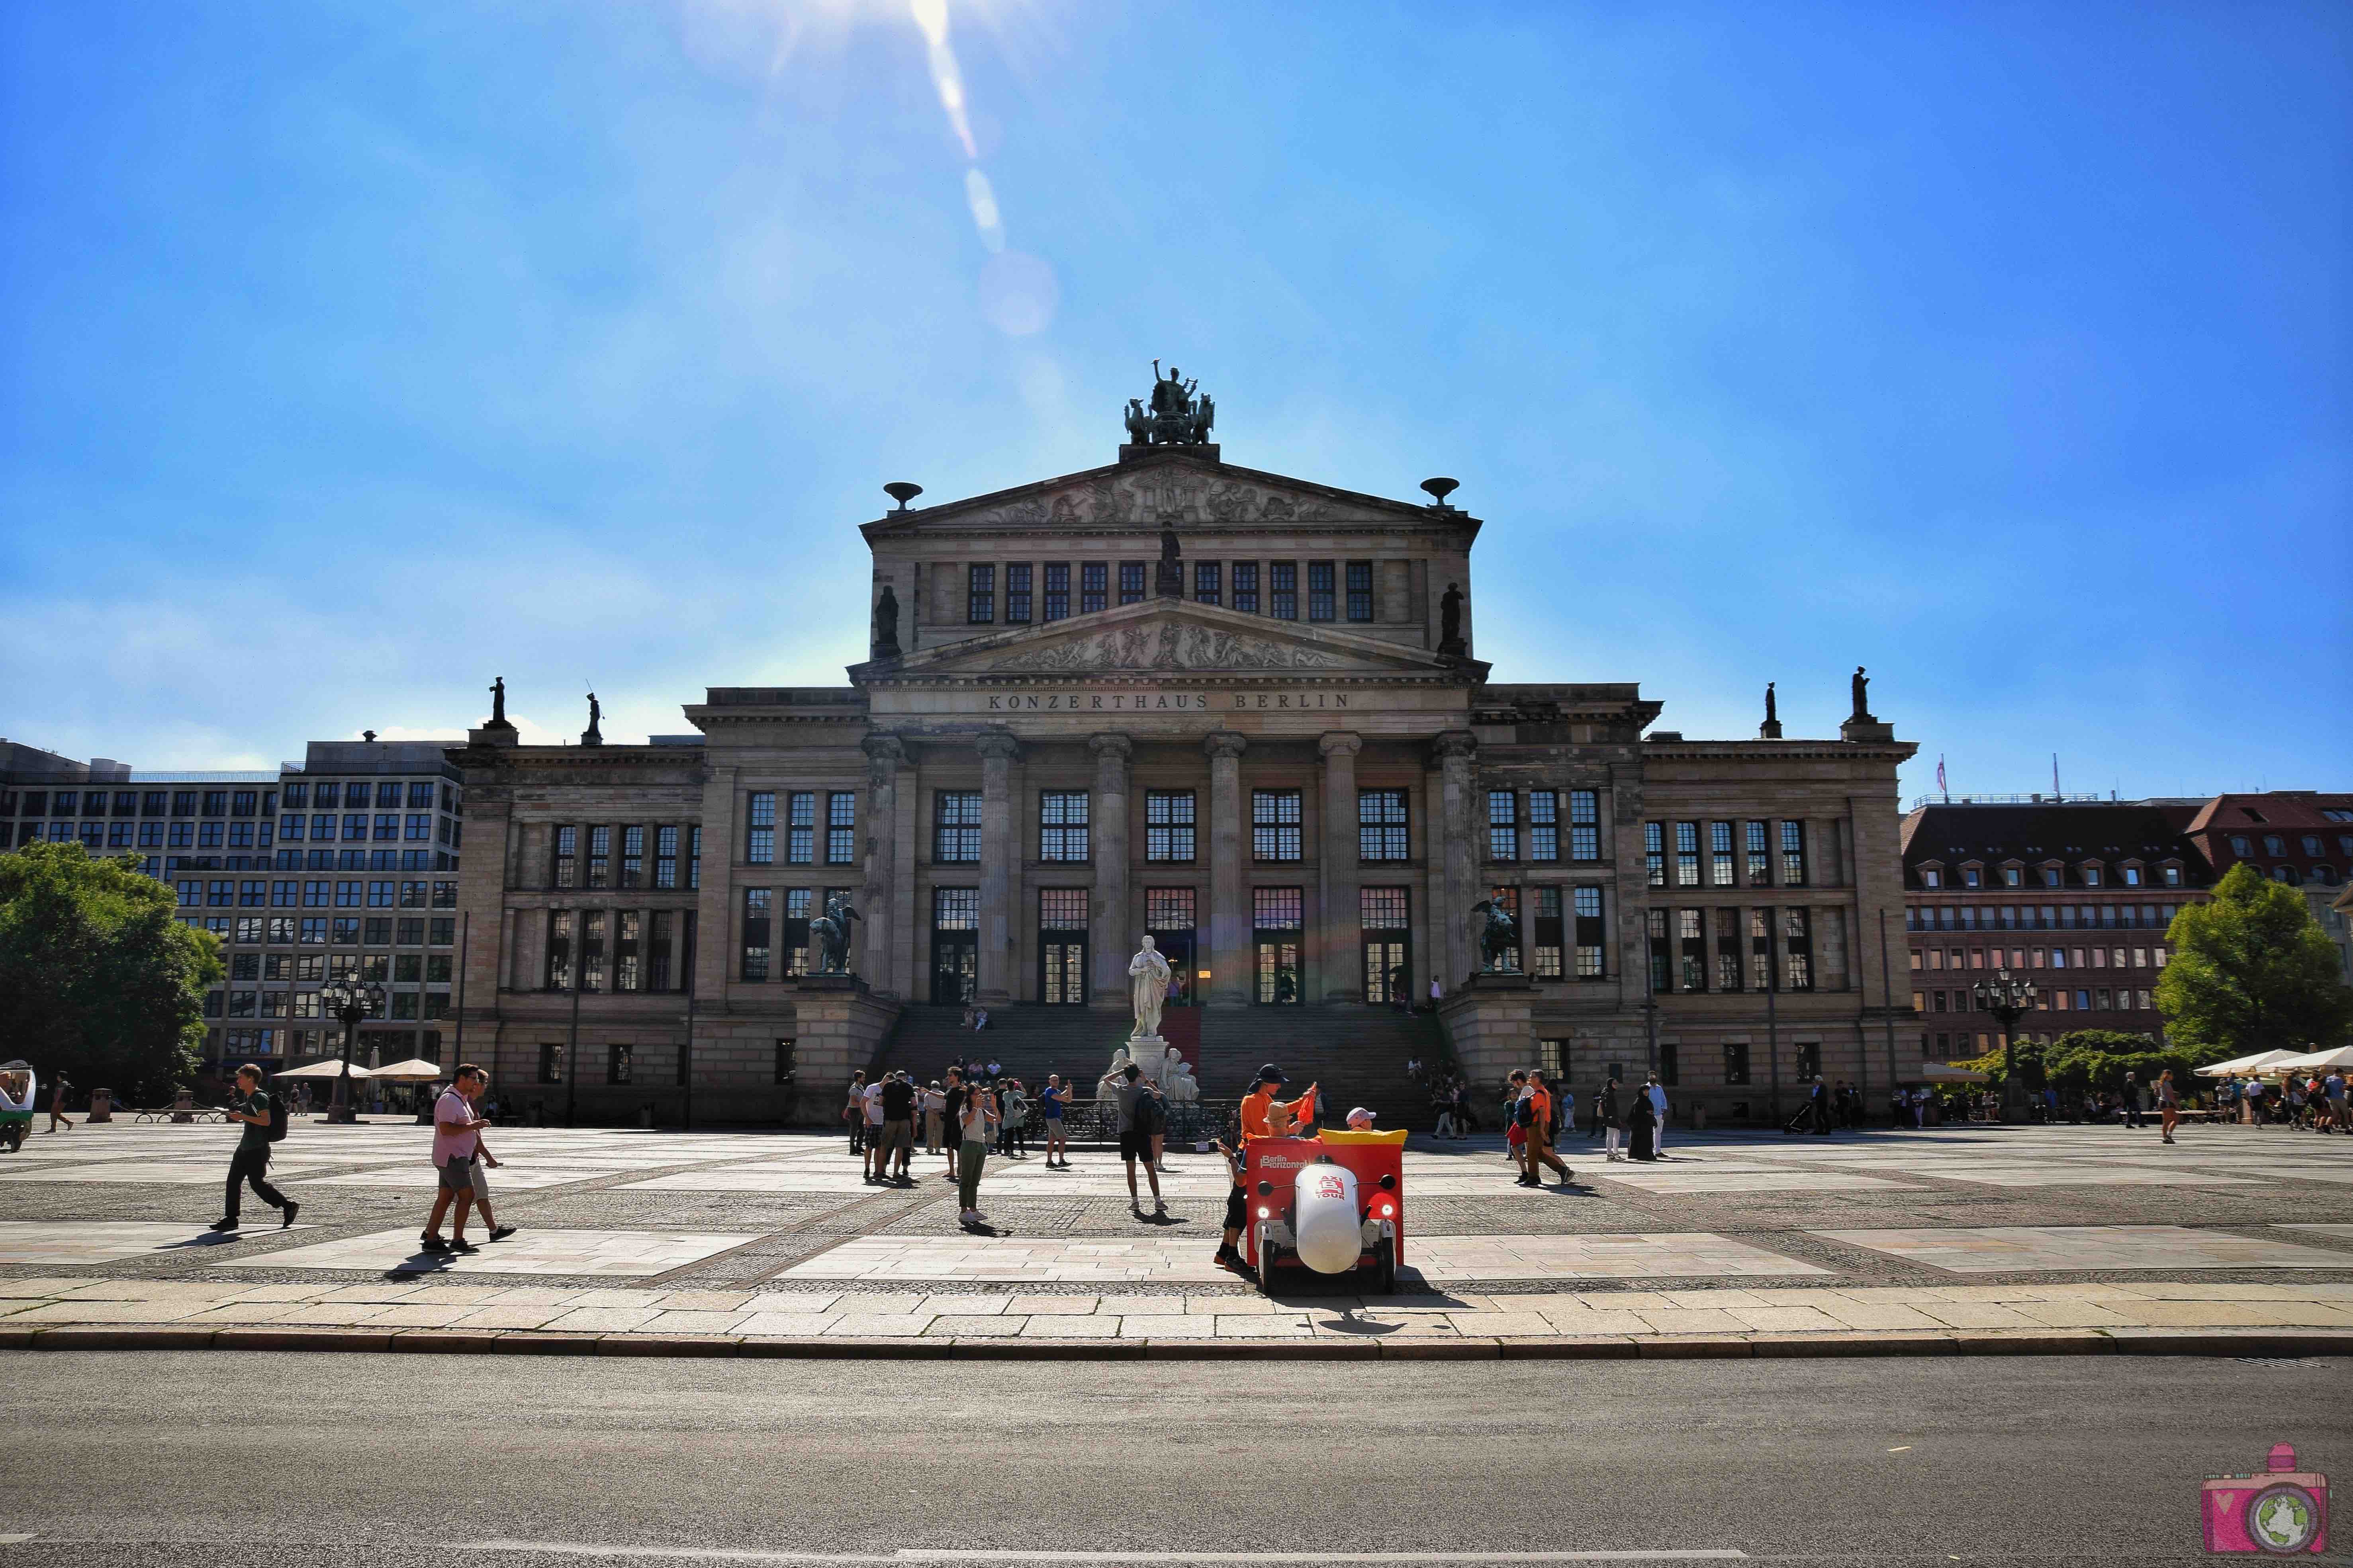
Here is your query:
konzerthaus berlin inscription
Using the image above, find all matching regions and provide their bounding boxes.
[449,370,1920,1126]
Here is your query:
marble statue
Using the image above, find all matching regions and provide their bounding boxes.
[1128,935,1172,1040]
[872,585,901,660]
[1161,1047,1199,1105]
[1096,1046,1133,1104]
[1438,581,1466,655]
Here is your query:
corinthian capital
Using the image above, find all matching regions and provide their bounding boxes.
[861,731,906,782]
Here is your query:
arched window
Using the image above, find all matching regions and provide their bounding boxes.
[2273,866,2296,882]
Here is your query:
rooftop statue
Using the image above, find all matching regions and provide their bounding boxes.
[1124,359,1215,446]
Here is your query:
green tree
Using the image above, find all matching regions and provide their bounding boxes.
[2157,864,2353,1056]
[2041,1028,2223,1097]
[0,842,216,1103]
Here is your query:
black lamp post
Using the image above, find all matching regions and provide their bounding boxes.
[1971,969,2040,1124]
[319,977,386,1124]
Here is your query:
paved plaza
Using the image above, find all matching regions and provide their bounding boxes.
[2,1116,2351,1350]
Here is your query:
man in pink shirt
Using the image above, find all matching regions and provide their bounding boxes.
[420,1064,490,1256]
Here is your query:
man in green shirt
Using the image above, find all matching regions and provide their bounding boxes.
[210,1063,298,1233]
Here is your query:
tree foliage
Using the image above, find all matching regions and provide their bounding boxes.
[0,842,216,1101]
[2157,864,2353,1056]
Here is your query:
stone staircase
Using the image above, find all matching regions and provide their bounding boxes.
[867,1005,1147,1093]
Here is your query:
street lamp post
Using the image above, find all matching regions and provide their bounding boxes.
[1971,969,2040,1124]
[317,977,387,1125]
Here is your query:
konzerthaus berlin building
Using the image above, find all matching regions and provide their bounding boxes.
[449,377,1922,1125]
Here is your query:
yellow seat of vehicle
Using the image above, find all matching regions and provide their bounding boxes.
[1318,1128,1408,1146]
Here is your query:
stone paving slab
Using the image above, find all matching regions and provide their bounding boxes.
[1411,1233,1830,1281]
[1581,1169,1918,1194]
[0,1221,319,1264]
[0,1160,353,1184]
[293,1165,616,1190]
[1812,1225,2353,1274]
[229,1227,763,1277]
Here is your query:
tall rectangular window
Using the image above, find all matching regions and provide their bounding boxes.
[1528,790,1559,861]
[1531,886,1564,977]
[1307,561,1335,621]
[1678,908,1707,992]
[1148,887,1197,931]
[1569,790,1599,861]
[1675,821,1700,886]
[1080,562,1107,613]
[1715,908,1743,991]
[936,792,982,862]
[1573,886,1605,978]
[1145,791,1195,862]
[649,910,674,992]
[1750,908,1775,990]
[1118,562,1146,604]
[967,564,995,624]
[1783,907,1814,989]
[1193,561,1221,606]
[1231,563,1259,613]
[741,889,772,981]
[777,888,811,975]
[689,826,701,890]
[615,910,641,991]
[826,792,856,863]
[786,792,815,864]
[1039,791,1090,861]
[1253,887,1304,928]
[1345,561,1374,622]
[1644,822,1665,886]
[747,792,776,864]
[546,910,574,990]
[1039,888,1088,929]
[1745,821,1772,886]
[934,887,979,929]
[1710,821,1735,886]
[552,826,577,888]
[1723,1043,1751,1086]
[655,825,679,889]
[619,826,644,888]
[1269,562,1297,619]
[1487,791,1519,860]
[1043,563,1070,621]
[1005,563,1032,623]
[581,911,607,993]
[1779,821,1808,886]
[1252,790,1302,860]
[587,825,611,888]
[1359,789,1408,861]
[1647,908,1672,993]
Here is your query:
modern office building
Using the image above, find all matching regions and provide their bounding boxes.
[1,737,467,1079]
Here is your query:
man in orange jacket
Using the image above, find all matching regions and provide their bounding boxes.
[1216,1064,1319,1274]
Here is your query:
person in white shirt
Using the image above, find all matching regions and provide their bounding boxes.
[861,1077,888,1183]
[1644,1074,1670,1157]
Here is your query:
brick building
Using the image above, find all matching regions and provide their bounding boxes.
[448,384,1922,1126]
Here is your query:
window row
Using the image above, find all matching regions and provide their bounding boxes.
[546,909,693,993]
[1486,789,1603,862]
[1916,986,2158,1016]
[532,1038,796,1088]
[737,888,857,981]
[3,781,456,819]
[552,823,702,888]
[2230,832,2353,858]
[1645,906,1818,993]
[179,914,459,947]
[220,949,457,983]
[1908,903,2181,932]
[1644,820,1807,888]
[964,560,1380,625]
[1918,860,2183,890]
[176,878,456,910]
[207,985,451,1021]
[742,793,855,868]
[1911,944,2169,973]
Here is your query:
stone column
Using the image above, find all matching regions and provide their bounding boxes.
[1317,732,1363,1001]
[693,767,738,999]
[1204,731,1249,1005]
[1433,730,1478,988]
[976,731,1019,1004]
[1089,733,1133,1007]
[860,733,904,996]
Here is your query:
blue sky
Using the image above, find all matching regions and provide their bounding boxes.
[3,2,2346,803]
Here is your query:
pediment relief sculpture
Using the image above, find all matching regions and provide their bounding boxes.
[989,622,1351,673]
[965,471,1367,531]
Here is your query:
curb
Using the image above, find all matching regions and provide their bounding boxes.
[16,1324,2353,1361]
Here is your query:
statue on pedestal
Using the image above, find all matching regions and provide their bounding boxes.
[1850,666,1873,723]
[580,691,603,747]
[1438,582,1466,655]
[1128,935,1172,1040]
[812,893,862,976]
[1161,1047,1199,1105]
[872,585,901,660]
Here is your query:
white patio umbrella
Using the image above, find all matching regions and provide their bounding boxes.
[274,1059,376,1079]
[2266,1046,2353,1073]
[367,1058,447,1081]
[2194,1049,2306,1077]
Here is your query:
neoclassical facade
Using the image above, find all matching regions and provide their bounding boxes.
[450,412,1921,1124]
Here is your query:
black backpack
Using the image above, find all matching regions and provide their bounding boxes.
[1133,1091,1165,1136]
[265,1091,290,1143]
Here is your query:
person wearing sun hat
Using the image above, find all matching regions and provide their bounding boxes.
[1239,1064,1316,1142]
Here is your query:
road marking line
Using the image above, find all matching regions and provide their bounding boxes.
[456,1547,1744,1565]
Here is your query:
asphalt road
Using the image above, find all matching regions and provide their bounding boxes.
[0,1353,2339,1566]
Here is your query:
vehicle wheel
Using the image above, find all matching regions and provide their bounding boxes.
[1257,1227,1278,1296]
[1374,1234,1396,1296]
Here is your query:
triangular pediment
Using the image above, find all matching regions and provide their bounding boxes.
[857,599,1484,682]
[861,452,1470,538]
